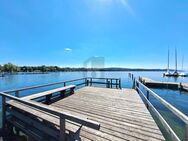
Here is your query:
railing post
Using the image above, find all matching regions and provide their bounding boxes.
[116,79,118,89]
[15,91,20,97]
[85,78,87,86]
[185,124,188,141]
[2,95,6,129]
[90,78,92,86]
[59,115,66,141]
[110,79,113,88]
[107,80,110,88]
[146,90,149,109]
[132,78,136,89]
[86,79,89,86]
[64,82,66,87]
[119,79,121,89]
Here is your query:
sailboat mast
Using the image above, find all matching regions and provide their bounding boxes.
[167,49,169,72]
[182,55,184,71]
[175,48,177,72]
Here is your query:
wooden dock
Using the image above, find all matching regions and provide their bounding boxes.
[140,77,188,92]
[0,77,165,141]
[51,87,165,141]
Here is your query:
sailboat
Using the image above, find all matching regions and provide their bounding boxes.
[164,48,187,77]
[179,55,188,77]
[172,48,179,77]
[163,49,171,76]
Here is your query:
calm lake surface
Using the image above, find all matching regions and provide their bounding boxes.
[0,71,188,140]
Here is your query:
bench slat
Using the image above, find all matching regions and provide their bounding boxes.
[21,85,75,100]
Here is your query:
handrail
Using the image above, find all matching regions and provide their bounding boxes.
[3,77,121,96]
[136,86,180,141]
[0,92,100,141]
[87,77,120,80]
[128,73,188,141]
[4,78,86,94]
[136,80,188,124]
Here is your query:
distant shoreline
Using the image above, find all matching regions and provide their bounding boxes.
[0,68,168,74]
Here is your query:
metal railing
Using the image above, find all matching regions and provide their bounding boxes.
[129,73,188,141]
[3,77,121,98]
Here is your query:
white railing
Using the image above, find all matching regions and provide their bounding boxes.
[129,73,188,141]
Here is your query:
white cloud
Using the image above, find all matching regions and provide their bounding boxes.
[64,48,72,51]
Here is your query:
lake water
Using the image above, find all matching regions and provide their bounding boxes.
[0,71,188,140]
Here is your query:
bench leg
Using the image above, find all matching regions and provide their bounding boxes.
[46,94,52,104]
[60,115,66,141]
[60,90,65,98]
[70,88,75,95]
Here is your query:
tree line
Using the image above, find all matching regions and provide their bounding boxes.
[0,63,91,73]
[0,63,166,73]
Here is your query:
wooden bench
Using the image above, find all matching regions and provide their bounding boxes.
[21,85,76,103]
[0,91,100,141]
[7,100,100,141]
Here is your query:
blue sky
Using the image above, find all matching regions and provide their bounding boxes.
[0,0,188,69]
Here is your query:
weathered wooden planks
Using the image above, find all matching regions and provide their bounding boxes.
[51,86,165,141]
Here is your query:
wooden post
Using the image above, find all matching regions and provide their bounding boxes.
[179,82,183,90]
[146,91,149,109]
[185,123,188,141]
[110,79,113,88]
[64,82,66,87]
[59,115,66,141]
[132,78,135,89]
[15,91,20,97]
[86,80,89,86]
[116,79,118,89]
[136,81,139,88]
[85,78,87,86]
[119,79,121,89]
[90,78,92,86]
[2,95,6,129]
[106,79,108,88]
[107,80,110,88]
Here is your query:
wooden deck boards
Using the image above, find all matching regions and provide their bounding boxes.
[50,86,165,141]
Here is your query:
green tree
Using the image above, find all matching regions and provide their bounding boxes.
[3,63,18,73]
[0,65,2,72]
